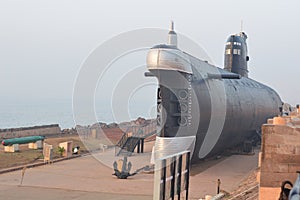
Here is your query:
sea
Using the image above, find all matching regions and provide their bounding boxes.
[0,98,155,129]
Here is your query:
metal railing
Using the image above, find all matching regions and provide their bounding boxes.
[115,120,157,156]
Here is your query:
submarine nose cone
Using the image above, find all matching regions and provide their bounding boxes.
[146,22,192,74]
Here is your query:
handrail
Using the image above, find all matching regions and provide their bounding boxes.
[116,132,128,147]
[115,119,157,155]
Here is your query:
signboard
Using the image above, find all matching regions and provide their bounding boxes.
[43,143,53,163]
[153,151,190,200]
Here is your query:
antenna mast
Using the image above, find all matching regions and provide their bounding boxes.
[241,20,243,32]
[168,21,177,47]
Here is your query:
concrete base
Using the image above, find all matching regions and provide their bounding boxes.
[28,140,43,149]
[259,187,281,200]
[4,144,19,152]
[59,141,73,157]
[43,143,53,163]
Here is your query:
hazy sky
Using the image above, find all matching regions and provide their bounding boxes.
[1,0,300,105]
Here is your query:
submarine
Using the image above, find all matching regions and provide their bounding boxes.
[146,22,282,161]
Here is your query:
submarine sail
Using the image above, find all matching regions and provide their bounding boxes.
[224,32,249,77]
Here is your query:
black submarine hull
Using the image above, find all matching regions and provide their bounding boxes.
[147,46,281,161]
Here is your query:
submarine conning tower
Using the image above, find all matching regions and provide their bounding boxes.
[224,32,249,77]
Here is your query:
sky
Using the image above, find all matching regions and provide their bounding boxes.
[1,0,300,107]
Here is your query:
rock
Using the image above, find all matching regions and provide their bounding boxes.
[134,117,146,125]
[108,123,118,128]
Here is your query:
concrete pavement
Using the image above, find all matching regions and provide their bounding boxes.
[0,144,258,200]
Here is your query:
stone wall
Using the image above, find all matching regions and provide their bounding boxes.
[259,116,300,199]
[0,124,61,139]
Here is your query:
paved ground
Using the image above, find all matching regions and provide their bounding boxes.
[0,185,152,200]
[189,152,259,199]
[0,142,258,200]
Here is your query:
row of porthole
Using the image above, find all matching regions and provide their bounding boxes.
[157,89,189,100]
[175,89,190,127]
[156,115,188,127]
[157,102,188,113]
[157,88,190,127]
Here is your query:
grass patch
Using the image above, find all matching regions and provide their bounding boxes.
[0,136,88,169]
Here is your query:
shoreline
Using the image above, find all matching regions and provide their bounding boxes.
[0,117,154,139]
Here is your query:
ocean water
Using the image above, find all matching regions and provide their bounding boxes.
[0,100,74,129]
[0,99,155,129]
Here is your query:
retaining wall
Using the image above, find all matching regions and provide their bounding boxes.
[259,116,300,199]
[0,124,61,139]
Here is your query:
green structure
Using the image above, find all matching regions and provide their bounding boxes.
[2,136,45,146]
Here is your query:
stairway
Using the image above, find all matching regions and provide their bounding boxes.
[115,120,157,156]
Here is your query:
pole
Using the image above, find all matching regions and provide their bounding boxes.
[19,166,27,186]
[141,138,144,153]
[185,152,190,200]
[217,179,221,194]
